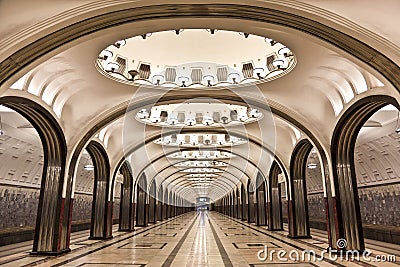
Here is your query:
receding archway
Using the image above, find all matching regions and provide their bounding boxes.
[148,180,157,224]
[236,187,241,219]
[288,139,312,239]
[86,140,112,240]
[0,97,68,254]
[267,161,284,231]
[255,172,267,226]
[136,173,148,226]
[241,182,248,221]
[247,180,256,223]
[118,161,134,232]
[157,184,164,221]
[331,95,400,251]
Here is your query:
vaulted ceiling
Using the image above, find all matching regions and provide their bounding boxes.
[0,0,399,204]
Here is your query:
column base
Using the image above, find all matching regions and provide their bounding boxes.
[89,236,113,240]
[287,235,312,239]
[118,229,134,232]
[30,248,71,256]
[268,228,284,231]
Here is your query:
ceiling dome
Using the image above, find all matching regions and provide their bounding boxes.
[97,29,296,88]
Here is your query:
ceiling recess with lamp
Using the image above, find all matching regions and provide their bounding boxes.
[97,29,296,88]
[154,133,247,147]
[136,103,263,127]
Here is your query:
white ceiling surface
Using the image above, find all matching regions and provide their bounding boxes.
[113,29,281,68]
[0,0,399,202]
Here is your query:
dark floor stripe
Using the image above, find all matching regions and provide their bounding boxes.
[225,214,395,267]
[217,213,347,267]
[48,213,192,267]
[161,213,199,267]
[208,214,234,267]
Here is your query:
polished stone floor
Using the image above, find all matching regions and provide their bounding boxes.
[0,211,399,267]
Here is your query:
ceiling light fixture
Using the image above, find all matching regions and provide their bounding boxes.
[113,39,126,48]
[98,49,113,60]
[140,33,152,39]
[239,32,250,38]
[83,153,95,171]
[253,67,266,79]
[206,29,217,34]
[174,29,184,35]
[278,47,292,57]
[177,76,189,87]
[272,59,286,70]
[307,163,318,169]
[152,75,165,85]
[106,62,120,72]
[227,73,240,84]
[307,149,319,169]
[104,62,139,81]
[185,112,196,126]
[202,115,214,126]
[137,109,149,119]
[167,111,179,125]
[203,75,215,87]
[84,164,95,171]
[265,37,277,46]
[149,107,161,123]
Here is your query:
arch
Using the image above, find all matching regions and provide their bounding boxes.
[236,187,242,220]
[233,189,238,218]
[157,183,164,221]
[267,161,284,231]
[168,191,174,218]
[231,191,236,217]
[255,172,267,226]
[247,179,256,223]
[118,161,134,231]
[162,187,168,220]
[241,182,248,221]
[73,94,325,229]
[159,165,251,200]
[148,180,157,224]
[125,126,278,190]
[288,139,312,239]
[114,134,285,205]
[86,140,112,240]
[0,96,68,254]
[171,176,233,199]
[136,173,148,226]
[331,95,400,251]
